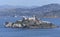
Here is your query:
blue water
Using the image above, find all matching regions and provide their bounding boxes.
[0,17,60,37]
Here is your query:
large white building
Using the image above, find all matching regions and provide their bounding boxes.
[23,15,37,21]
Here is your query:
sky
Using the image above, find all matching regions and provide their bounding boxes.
[0,0,60,6]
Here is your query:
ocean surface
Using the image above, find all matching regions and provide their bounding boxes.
[0,17,60,37]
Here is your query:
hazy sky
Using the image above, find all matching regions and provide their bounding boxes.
[0,0,60,6]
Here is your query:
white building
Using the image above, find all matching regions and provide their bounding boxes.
[23,15,37,21]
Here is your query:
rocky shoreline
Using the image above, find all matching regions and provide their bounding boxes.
[5,16,59,29]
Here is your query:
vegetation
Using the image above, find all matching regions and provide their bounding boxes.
[0,4,60,18]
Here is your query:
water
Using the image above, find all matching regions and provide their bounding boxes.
[0,17,60,37]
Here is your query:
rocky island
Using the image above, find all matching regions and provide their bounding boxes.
[5,16,59,29]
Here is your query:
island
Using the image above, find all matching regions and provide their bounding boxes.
[4,16,59,29]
